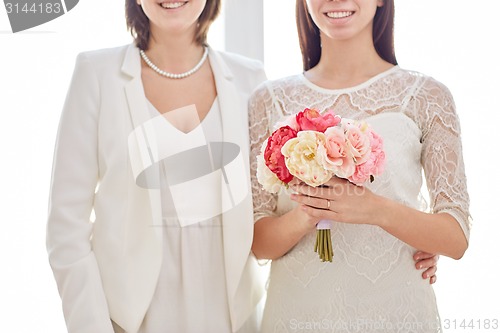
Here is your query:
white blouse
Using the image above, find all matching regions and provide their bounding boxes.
[133,98,230,333]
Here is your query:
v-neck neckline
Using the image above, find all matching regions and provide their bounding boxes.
[146,98,218,135]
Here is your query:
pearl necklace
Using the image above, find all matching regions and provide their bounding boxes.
[139,47,208,79]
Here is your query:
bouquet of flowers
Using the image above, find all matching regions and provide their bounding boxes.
[256,108,385,262]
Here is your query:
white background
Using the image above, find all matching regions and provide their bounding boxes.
[0,0,498,332]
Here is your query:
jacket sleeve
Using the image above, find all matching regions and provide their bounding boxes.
[46,53,114,333]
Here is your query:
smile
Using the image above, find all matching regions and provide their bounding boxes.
[326,11,354,19]
[160,1,187,9]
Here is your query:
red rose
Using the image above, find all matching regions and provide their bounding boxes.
[264,126,297,183]
[296,108,341,132]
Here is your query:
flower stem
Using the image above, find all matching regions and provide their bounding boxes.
[314,229,334,262]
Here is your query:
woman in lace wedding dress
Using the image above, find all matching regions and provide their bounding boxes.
[249,1,471,332]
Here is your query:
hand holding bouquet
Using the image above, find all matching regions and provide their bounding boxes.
[256,108,385,262]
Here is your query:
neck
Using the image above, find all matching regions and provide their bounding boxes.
[313,31,391,81]
[144,27,205,73]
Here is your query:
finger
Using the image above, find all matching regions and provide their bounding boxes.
[325,176,349,186]
[415,257,438,270]
[292,184,332,198]
[291,194,331,210]
[294,183,347,199]
[300,204,340,220]
[421,266,437,280]
[413,251,439,261]
[429,275,437,284]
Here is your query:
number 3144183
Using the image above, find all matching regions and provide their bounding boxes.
[443,319,498,330]
[5,2,62,14]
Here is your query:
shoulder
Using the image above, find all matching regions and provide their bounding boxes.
[72,44,131,75]
[76,44,130,62]
[211,48,268,91]
[250,74,303,100]
[397,68,460,134]
[395,67,454,98]
[266,74,304,89]
[214,49,265,73]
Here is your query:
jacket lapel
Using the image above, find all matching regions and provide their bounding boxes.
[122,44,152,131]
[209,48,257,328]
[110,44,163,333]
[122,45,164,236]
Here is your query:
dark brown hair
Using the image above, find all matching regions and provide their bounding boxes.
[296,0,397,71]
[125,0,222,50]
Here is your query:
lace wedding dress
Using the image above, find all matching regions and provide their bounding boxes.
[249,66,471,333]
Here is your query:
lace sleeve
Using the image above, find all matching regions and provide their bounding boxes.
[248,83,279,222]
[415,78,472,241]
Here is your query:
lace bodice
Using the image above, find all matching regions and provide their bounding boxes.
[248,67,471,333]
[249,66,470,239]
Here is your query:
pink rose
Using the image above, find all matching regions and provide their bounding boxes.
[348,129,386,185]
[367,129,385,175]
[345,123,371,165]
[296,108,341,132]
[368,149,386,176]
[348,150,386,185]
[368,129,384,154]
[320,126,355,178]
[264,126,297,183]
[348,161,372,185]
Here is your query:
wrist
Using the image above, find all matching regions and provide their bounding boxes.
[372,194,397,228]
[289,206,316,237]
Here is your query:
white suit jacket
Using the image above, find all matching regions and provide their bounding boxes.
[47,44,267,333]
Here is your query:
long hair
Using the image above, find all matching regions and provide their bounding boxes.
[125,0,221,50]
[296,0,397,71]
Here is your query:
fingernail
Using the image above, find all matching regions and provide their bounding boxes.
[418,264,423,269]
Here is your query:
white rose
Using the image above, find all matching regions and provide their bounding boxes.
[281,131,332,187]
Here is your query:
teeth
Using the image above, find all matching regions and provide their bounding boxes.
[161,2,185,9]
[326,11,353,19]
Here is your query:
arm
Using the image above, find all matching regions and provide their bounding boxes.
[253,207,316,260]
[248,84,313,260]
[293,179,467,259]
[379,196,467,259]
[292,78,470,260]
[381,79,470,259]
[296,179,467,259]
[47,53,114,332]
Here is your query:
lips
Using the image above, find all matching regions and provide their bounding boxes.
[159,1,187,9]
[325,11,354,19]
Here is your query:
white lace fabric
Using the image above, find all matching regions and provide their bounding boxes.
[248,67,471,333]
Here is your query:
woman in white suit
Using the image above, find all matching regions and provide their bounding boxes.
[47,0,267,332]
